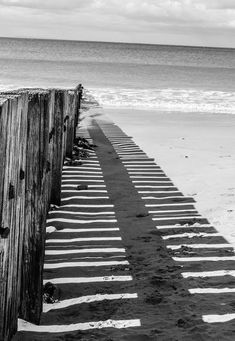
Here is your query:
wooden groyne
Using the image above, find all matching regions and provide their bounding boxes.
[0,85,82,341]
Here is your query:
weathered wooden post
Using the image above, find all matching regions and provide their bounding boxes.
[50,90,64,206]
[0,97,12,341]
[0,93,28,341]
[19,92,49,324]
[66,91,76,158]
[0,85,82,340]
[74,84,83,139]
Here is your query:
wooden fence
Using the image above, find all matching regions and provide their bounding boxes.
[0,85,83,341]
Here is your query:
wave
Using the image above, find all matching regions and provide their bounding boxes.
[89,88,235,114]
[1,84,235,115]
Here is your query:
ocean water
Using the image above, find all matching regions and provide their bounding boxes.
[0,37,235,113]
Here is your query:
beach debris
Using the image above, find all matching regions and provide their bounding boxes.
[50,204,60,211]
[64,157,71,165]
[46,226,57,234]
[43,282,60,304]
[74,137,94,150]
[72,159,83,166]
[77,184,89,190]
[191,222,203,227]
[72,146,90,159]
[64,157,83,166]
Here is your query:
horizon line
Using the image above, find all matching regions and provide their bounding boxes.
[0,35,234,51]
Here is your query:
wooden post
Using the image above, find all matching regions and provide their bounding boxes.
[50,90,64,206]
[74,84,83,139]
[62,91,69,160]
[66,92,76,158]
[0,98,12,341]
[0,85,82,340]
[0,93,28,340]
[19,93,43,324]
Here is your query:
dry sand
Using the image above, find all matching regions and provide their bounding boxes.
[14,110,235,340]
[102,108,235,247]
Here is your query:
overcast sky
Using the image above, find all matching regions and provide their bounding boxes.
[0,0,235,47]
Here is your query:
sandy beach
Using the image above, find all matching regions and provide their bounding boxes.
[102,108,235,247]
[15,110,235,341]
[1,1,235,339]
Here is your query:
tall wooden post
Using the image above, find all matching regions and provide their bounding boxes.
[50,90,64,206]
[0,85,82,340]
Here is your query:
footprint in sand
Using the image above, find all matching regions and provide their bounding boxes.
[145,291,163,305]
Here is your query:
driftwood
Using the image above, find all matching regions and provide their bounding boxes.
[0,85,82,341]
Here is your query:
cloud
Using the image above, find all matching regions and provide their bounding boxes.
[0,0,235,23]
[0,0,234,46]
[0,0,95,11]
[204,0,235,10]
[87,0,235,30]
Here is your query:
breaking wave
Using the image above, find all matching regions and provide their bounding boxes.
[89,88,235,114]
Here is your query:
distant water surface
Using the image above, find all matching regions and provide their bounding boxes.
[0,37,235,113]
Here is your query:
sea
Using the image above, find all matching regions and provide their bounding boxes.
[0,37,235,114]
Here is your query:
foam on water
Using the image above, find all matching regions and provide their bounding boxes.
[89,87,235,114]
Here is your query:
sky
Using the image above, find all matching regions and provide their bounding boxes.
[0,0,235,47]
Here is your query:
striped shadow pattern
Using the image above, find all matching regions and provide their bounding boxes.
[17,126,141,338]
[97,119,235,327]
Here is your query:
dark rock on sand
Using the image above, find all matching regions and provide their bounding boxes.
[43,282,60,304]
[136,213,150,218]
[77,184,89,190]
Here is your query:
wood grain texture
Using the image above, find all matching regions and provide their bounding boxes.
[0,87,82,341]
